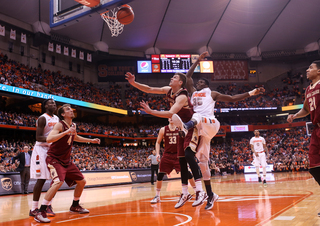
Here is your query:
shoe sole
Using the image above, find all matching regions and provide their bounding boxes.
[192,194,208,207]
[175,195,192,209]
[205,195,219,210]
[34,218,51,223]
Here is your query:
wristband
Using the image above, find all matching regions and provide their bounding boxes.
[248,89,256,96]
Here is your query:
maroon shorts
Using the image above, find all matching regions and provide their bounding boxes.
[159,152,180,174]
[177,127,199,157]
[46,156,84,187]
[309,126,320,168]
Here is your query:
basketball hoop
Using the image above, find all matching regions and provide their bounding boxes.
[100,7,124,37]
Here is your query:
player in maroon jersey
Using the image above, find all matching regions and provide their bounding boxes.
[150,118,196,204]
[287,60,320,216]
[126,72,205,209]
[34,104,100,223]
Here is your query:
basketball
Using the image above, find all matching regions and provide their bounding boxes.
[116,5,134,25]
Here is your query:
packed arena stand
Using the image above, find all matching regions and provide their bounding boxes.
[0,125,310,174]
[0,53,307,112]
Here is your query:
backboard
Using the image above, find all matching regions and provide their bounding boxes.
[50,0,132,29]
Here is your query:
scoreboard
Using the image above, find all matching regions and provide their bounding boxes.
[137,54,214,74]
[159,54,191,73]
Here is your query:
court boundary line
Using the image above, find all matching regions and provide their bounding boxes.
[56,212,193,226]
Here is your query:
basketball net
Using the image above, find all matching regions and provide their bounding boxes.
[100,7,124,37]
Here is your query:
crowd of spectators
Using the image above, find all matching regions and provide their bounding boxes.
[209,127,310,176]
[0,53,309,112]
[0,126,311,174]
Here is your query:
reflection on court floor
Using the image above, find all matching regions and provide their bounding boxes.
[0,172,317,226]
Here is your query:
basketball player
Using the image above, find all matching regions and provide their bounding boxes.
[125,72,206,209]
[172,51,265,210]
[250,130,269,186]
[287,60,320,216]
[150,118,196,204]
[34,104,100,223]
[29,99,59,217]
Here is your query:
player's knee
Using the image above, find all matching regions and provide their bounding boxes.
[157,173,165,181]
[188,171,193,179]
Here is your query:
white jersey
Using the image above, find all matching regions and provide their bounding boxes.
[35,113,59,147]
[30,113,59,179]
[250,136,266,153]
[191,87,215,117]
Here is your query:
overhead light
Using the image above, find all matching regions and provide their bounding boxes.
[276,113,289,117]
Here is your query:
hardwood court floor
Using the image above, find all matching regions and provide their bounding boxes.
[1,171,320,226]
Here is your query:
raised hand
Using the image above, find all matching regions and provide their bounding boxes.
[125,72,135,84]
[140,100,151,114]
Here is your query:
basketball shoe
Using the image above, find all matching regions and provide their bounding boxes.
[258,176,262,183]
[46,205,55,217]
[34,210,51,223]
[172,114,188,138]
[150,196,160,204]
[205,193,219,210]
[263,180,267,187]
[192,191,208,207]
[70,204,90,214]
[29,208,39,217]
[175,193,192,209]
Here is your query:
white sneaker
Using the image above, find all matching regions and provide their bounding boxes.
[150,196,160,204]
[172,114,188,138]
[205,193,219,210]
[175,193,192,209]
[192,191,208,207]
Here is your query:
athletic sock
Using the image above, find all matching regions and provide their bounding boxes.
[195,180,203,192]
[156,188,161,197]
[72,200,80,207]
[182,184,189,195]
[204,180,213,197]
[32,201,39,211]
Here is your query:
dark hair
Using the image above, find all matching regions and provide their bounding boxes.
[57,104,70,120]
[312,60,320,69]
[176,73,186,88]
[199,78,209,86]
[41,98,54,112]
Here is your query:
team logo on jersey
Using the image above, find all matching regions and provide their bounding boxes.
[1,178,13,191]
[130,172,137,181]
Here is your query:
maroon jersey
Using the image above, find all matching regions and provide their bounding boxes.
[163,125,180,154]
[305,82,320,125]
[166,88,193,122]
[47,120,75,165]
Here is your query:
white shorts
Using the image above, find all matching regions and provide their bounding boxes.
[252,152,267,168]
[193,113,220,161]
[30,145,51,179]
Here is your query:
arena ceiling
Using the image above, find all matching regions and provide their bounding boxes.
[0,0,320,58]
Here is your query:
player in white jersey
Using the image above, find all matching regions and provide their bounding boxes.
[29,99,59,217]
[250,130,269,186]
[172,51,265,210]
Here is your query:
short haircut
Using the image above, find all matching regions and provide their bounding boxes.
[176,73,186,88]
[42,98,54,112]
[199,78,209,86]
[312,60,320,69]
[57,104,71,120]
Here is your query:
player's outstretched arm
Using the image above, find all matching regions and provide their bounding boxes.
[140,95,187,118]
[212,87,265,102]
[185,51,208,94]
[287,98,310,123]
[125,72,169,94]
[74,135,101,144]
